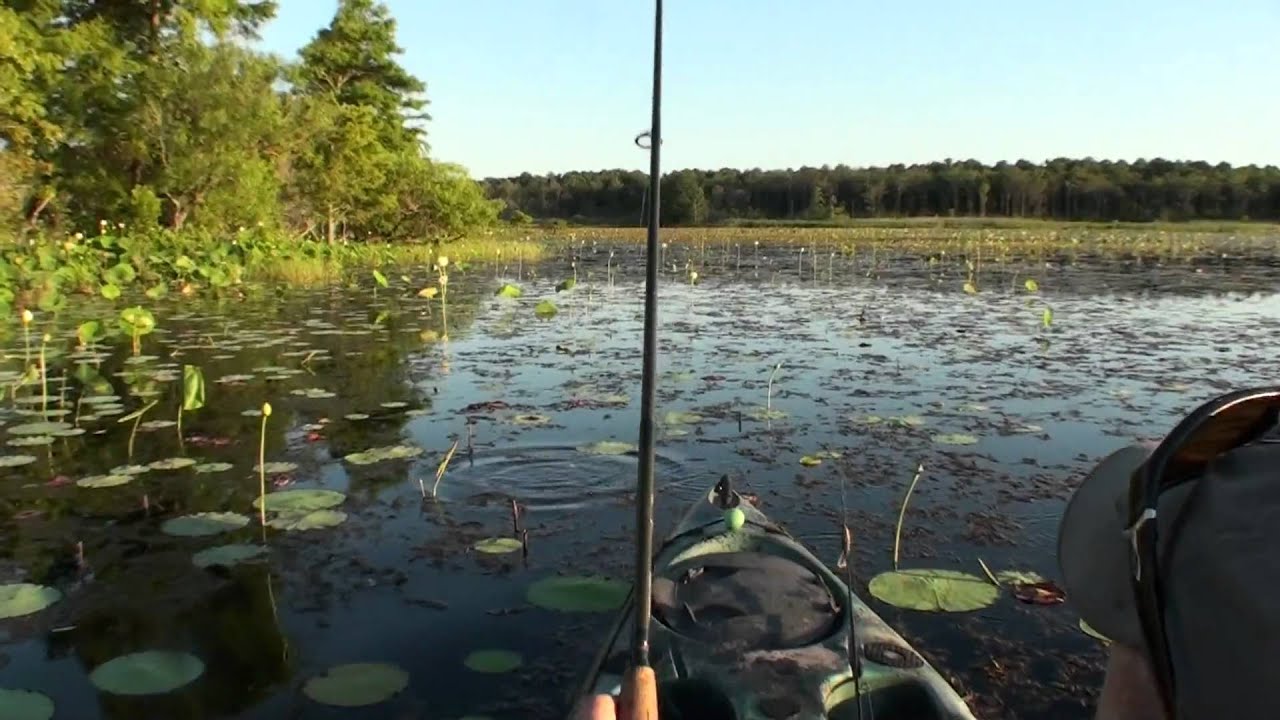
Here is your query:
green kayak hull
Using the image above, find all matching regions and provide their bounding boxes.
[574,477,979,720]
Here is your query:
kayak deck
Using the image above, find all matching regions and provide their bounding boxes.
[577,477,977,719]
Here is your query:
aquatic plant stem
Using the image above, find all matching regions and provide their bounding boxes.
[892,462,925,571]
[429,440,459,498]
[258,403,271,527]
[38,335,48,417]
[766,361,783,412]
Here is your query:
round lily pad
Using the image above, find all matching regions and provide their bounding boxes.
[867,569,999,612]
[148,457,197,471]
[474,537,523,554]
[111,464,150,476]
[996,570,1048,586]
[662,411,703,425]
[253,461,298,474]
[380,401,408,409]
[526,576,628,613]
[267,510,347,531]
[88,650,204,695]
[161,512,250,537]
[0,455,37,468]
[933,433,979,446]
[511,414,550,426]
[51,427,86,438]
[344,413,370,421]
[7,421,71,436]
[799,455,822,467]
[0,688,54,720]
[463,650,522,674]
[193,462,234,474]
[8,436,53,447]
[252,489,346,513]
[192,544,268,569]
[302,663,409,707]
[344,445,423,466]
[138,420,177,431]
[576,441,636,456]
[77,474,132,489]
[0,583,62,619]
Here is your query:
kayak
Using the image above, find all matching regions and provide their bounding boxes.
[574,476,979,720]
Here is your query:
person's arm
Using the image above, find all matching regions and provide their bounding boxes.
[1095,644,1167,720]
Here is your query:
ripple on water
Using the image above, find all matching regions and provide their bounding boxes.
[450,445,689,511]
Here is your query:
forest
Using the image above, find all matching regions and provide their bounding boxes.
[482,159,1280,226]
[0,0,499,242]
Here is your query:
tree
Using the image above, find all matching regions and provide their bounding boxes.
[661,171,708,225]
[294,0,428,150]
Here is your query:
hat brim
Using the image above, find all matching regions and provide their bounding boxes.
[1057,445,1151,649]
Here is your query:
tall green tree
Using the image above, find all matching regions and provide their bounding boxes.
[294,0,428,150]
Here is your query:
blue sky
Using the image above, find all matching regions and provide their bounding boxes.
[258,0,1279,179]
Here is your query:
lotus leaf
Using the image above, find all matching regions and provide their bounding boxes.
[0,688,54,720]
[88,651,204,695]
[252,489,346,513]
[267,510,347,531]
[932,433,979,446]
[0,455,36,468]
[253,461,298,473]
[77,474,132,489]
[8,421,70,436]
[534,300,558,318]
[8,436,53,447]
[495,284,523,298]
[474,537,523,554]
[867,569,999,612]
[464,650,522,674]
[148,457,197,471]
[192,544,268,569]
[194,462,234,474]
[302,663,409,707]
[161,512,250,537]
[344,445,423,465]
[0,583,62,619]
[526,576,628,613]
[576,441,635,456]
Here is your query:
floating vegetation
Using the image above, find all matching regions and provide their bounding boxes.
[191,544,268,569]
[463,650,523,674]
[193,462,234,474]
[88,651,204,695]
[0,583,62,619]
[0,689,55,720]
[495,284,523,298]
[253,489,346,513]
[344,445,423,465]
[511,413,551,426]
[161,512,251,537]
[526,576,628,613]
[473,537,523,554]
[0,455,37,468]
[76,474,133,489]
[148,457,198,471]
[867,569,1000,612]
[932,433,979,446]
[253,461,298,474]
[576,440,636,456]
[267,509,347,531]
[302,663,409,707]
[534,299,558,318]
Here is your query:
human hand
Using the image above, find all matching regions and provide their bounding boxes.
[571,694,618,720]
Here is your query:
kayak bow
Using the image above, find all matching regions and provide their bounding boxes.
[575,476,979,720]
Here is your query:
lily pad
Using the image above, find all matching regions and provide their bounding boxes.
[253,461,298,474]
[77,474,133,489]
[344,413,370,421]
[511,414,551,426]
[192,544,268,569]
[161,512,250,537]
[88,651,204,695]
[892,415,926,428]
[0,455,37,468]
[0,688,54,720]
[7,436,53,447]
[868,569,999,612]
[463,650,522,674]
[7,421,71,436]
[344,445,423,465]
[526,576,628,613]
[253,489,346,513]
[576,441,636,456]
[138,420,177,431]
[302,663,409,707]
[0,583,62,619]
[996,570,1047,586]
[111,464,150,476]
[194,462,234,474]
[148,457,197,471]
[932,433,980,446]
[474,537,523,554]
[495,284,523,298]
[267,510,347,531]
[799,455,823,467]
[534,300,558,318]
[662,411,703,425]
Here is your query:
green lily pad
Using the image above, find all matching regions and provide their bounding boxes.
[511,414,551,426]
[799,455,823,467]
[111,464,150,476]
[267,509,347,531]
[192,544,268,569]
[88,651,204,695]
[474,537,523,554]
[252,489,346,513]
[0,583,62,619]
[0,688,54,720]
[463,650,522,674]
[77,474,133,489]
[8,436,53,447]
[526,576,628,613]
[344,413,370,421]
[379,401,408,409]
[1080,619,1111,644]
[0,455,37,468]
[996,570,1048,586]
[746,407,788,421]
[857,415,883,425]
[302,663,409,707]
[7,421,71,436]
[576,441,636,456]
[662,411,703,425]
[932,433,980,446]
[534,300,558,318]
[253,461,298,474]
[138,420,177,431]
[51,427,86,437]
[344,445,423,465]
[148,457,197,471]
[892,415,926,428]
[495,284,523,298]
[867,569,999,612]
[194,462,234,474]
[161,512,250,537]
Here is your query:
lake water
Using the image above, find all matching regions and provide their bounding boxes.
[2,238,1278,719]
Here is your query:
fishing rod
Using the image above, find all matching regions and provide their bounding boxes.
[621,0,663,718]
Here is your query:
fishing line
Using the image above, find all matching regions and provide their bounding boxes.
[832,453,870,720]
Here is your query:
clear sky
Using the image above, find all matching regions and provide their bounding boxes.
[257,0,1279,179]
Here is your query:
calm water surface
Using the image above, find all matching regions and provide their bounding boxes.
[2,239,1278,719]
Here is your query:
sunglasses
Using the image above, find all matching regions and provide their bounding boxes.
[1125,387,1280,715]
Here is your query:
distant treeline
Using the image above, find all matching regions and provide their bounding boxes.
[482,159,1280,226]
